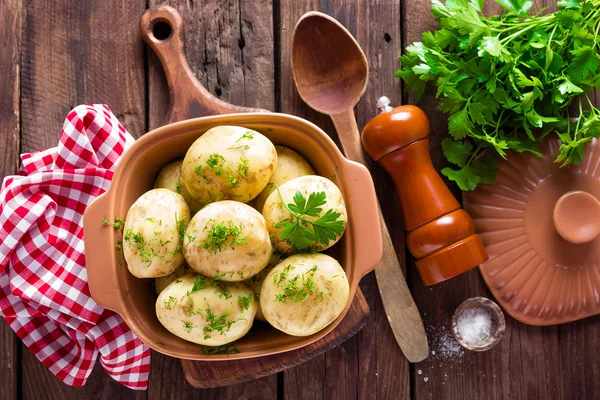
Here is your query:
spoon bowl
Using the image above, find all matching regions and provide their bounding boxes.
[292,12,368,115]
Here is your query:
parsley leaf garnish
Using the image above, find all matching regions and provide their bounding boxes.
[273,185,345,252]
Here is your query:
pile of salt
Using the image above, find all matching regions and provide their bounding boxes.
[456,307,492,344]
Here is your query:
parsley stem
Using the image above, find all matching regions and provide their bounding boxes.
[574,98,584,141]
[466,147,482,167]
[499,24,538,45]
[584,94,598,116]
[594,14,600,49]
[494,109,505,134]
[566,108,571,140]
[547,24,557,46]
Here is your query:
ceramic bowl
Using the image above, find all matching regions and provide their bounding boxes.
[83,112,382,360]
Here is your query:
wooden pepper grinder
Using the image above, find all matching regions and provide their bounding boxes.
[361,98,488,285]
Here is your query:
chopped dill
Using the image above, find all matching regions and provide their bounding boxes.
[227,131,255,150]
[201,342,240,355]
[238,295,252,311]
[199,219,248,254]
[202,307,241,340]
[182,320,193,332]
[163,296,178,310]
[103,216,125,230]
[274,265,320,303]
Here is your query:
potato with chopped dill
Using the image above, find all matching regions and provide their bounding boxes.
[154,160,204,213]
[156,274,257,346]
[123,189,190,278]
[155,264,194,295]
[260,253,349,336]
[262,175,347,254]
[245,252,281,321]
[183,201,272,281]
[181,126,277,204]
[254,146,315,212]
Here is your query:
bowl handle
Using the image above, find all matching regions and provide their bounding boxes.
[344,160,383,279]
[83,193,123,313]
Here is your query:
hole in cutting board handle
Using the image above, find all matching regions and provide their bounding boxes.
[152,20,172,41]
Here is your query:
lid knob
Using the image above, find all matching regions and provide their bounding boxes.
[553,190,600,244]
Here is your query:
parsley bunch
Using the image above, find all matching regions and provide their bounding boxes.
[396,0,600,190]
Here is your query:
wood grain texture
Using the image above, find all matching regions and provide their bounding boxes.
[18,1,147,399]
[21,0,146,143]
[280,1,409,399]
[402,1,576,399]
[146,0,278,397]
[5,0,600,398]
[148,353,277,400]
[0,1,21,400]
[140,5,268,124]
[148,0,275,126]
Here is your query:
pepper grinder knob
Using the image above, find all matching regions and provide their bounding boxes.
[361,103,488,285]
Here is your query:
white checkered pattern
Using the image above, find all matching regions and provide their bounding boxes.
[0,105,150,389]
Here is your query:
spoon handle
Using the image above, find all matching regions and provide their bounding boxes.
[331,109,369,165]
[330,109,429,363]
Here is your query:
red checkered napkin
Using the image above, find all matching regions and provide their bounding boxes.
[0,104,150,389]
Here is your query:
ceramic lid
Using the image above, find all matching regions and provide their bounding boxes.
[464,138,600,326]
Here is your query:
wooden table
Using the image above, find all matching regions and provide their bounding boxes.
[1,0,599,399]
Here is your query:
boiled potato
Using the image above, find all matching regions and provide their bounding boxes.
[154,160,204,213]
[262,175,347,254]
[123,189,190,278]
[156,274,257,346]
[183,200,272,281]
[246,252,282,321]
[260,254,350,336]
[254,146,315,212]
[155,264,194,295]
[181,126,277,204]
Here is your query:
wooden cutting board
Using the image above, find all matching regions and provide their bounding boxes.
[140,4,371,388]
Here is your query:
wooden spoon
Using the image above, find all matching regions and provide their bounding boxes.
[292,11,429,363]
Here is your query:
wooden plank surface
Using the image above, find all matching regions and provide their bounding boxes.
[279,1,409,399]
[18,1,147,399]
[0,1,22,400]
[3,0,600,399]
[146,0,278,398]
